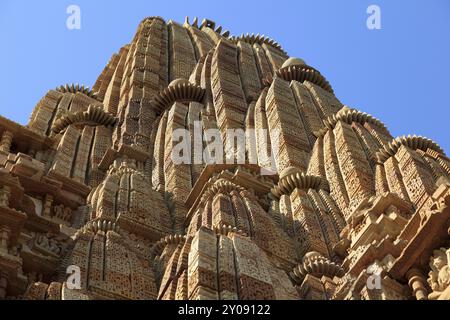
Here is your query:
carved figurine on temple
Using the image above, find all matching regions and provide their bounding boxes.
[427,247,450,300]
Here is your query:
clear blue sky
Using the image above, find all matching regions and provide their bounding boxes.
[0,0,449,152]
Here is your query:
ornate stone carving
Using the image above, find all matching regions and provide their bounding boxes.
[315,106,387,138]
[84,218,119,234]
[30,232,65,257]
[0,131,13,153]
[52,204,72,224]
[0,14,448,301]
[52,105,116,134]
[230,33,286,54]
[55,83,97,99]
[376,135,445,163]
[150,79,205,114]
[427,247,450,300]
[150,234,186,258]
[264,63,334,94]
[270,167,330,199]
[291,251,345,285]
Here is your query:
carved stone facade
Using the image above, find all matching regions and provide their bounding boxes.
[0,16,449,300]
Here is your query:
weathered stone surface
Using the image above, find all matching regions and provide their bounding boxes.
[0,15,448,301]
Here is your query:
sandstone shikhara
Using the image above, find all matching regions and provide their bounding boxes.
[0,16,450,301]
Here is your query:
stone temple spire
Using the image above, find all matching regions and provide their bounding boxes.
[0,15,449,300]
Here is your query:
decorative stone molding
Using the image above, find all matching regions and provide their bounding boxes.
[198,178,246,208]
[427,246,450,300]
[84,218,119,234]
[376,135,445,163]
[315,106,386,137]
[55,83,97,99]
[0,131,13,153]
[0,14,449,301]
[31,232,66,257]
[270,167,330,199]
[52,105,116,134]
[185,165,277,222]
[150,79,205,114]
[291,251,345,285]
[150,234,186,258]
[184,17,230,37]
[347,192,413,242]
[213,224,248,237]
[106,157,145,177]
[389,184,450,282]
[230,33,286,54]
[264,64,333,93]
[52,204,73,224]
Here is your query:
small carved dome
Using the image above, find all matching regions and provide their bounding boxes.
[270,171,330,199]
[264,64,334,93]
[291,251,345,284]
[151,80,206,114]
[303,251,324,264]
[282,57,306,68]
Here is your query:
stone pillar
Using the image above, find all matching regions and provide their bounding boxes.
[406,268,428,300]
[0,131,13,153]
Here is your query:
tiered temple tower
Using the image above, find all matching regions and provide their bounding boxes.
[1,16,450,300]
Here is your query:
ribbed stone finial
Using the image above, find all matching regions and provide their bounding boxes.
[279,166,302,179]
[282,57,306,68]
[169,78,190,87]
